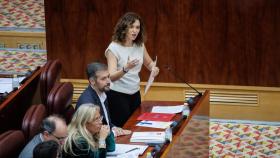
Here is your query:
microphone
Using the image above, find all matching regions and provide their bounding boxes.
[151,142,169,158]
[170,114,187,134]
[151,144,162,158]
[164,65,202,110]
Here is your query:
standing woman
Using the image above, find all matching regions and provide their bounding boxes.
[62,104,115,158]
[105,12,159,127]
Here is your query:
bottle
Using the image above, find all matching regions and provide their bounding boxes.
[165,125,172,142]
[146,152,153,158]
[12,74,20,89]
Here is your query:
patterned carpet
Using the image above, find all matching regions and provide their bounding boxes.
[162,118,280,158]
[210,120,280,158]
[0,0,45,31]
[0,49,46,74]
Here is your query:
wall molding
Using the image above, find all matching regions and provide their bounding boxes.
[0,31,46,49]
[186,91,259,106]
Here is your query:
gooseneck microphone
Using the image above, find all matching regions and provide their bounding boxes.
[151,142,170,158]
[164,65,202,110]
[170,116,185,134]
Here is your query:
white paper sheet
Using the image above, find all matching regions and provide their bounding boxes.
[106,144,148,158]
[130,131,166,143]
[136,120,173,129]
[152,105,187,114]
[0,83,13,93]
[0,77,25,93]
[144,56,157,95]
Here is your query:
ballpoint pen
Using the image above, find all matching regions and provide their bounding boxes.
[140,122,152,125]
[125,147,140,153]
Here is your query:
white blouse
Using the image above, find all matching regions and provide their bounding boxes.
[105,42,144,94]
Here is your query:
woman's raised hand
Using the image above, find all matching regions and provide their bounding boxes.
[151,66,159,77]
[99,125,110,140]
[125,56,139,70]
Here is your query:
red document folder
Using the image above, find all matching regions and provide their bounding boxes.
[136,112,175,122]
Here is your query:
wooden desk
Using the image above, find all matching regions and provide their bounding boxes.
[0,68,42,133]
[116,90,210,158]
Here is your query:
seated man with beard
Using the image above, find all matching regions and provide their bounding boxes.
[76,62,131,137]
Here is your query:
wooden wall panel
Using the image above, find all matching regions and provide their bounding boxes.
[45,0,280,87]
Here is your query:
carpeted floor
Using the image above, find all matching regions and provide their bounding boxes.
[171,118,280,158]
[0,0,45,31]
[0,49,46,74]
[210,120,280,158]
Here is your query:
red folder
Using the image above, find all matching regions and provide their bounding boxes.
[136,112,175,122]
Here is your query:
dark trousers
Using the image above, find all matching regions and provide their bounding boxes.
[106,90,141,127]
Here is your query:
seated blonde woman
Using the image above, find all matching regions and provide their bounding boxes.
[62,104,115,158]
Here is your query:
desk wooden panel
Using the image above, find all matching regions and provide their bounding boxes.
[116,90,210,158]
[0,68,42,133]
[163,90,209,158]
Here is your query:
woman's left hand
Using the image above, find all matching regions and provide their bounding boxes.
[99,125,110,140]
[151,66,159,77]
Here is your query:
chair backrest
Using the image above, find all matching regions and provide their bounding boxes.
[22,104,47,141]
[47,82,74,123]
[0,130,25,158]
[40,59,62,105]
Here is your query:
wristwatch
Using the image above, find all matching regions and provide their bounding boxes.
[122,67,128,73]
[99,140,106,148]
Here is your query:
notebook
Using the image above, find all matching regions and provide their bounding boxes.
[137,112,175,122]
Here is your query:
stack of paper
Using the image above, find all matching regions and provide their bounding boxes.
[130,131,166,143]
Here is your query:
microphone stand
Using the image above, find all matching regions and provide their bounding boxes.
[165,66,202,110]
[151,140,170,158]
[170,114,188,135]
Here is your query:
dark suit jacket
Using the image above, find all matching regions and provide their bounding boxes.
[76,85,114,127]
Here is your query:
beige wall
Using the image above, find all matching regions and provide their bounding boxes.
[62,79,280,122]
[0,31,46,49]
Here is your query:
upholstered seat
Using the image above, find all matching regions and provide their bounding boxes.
[22,104,47,141]
[40,59,62,105]
[0,130,25,158]
[47,82,74,123]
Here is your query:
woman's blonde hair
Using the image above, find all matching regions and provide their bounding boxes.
[63,104,100,156]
